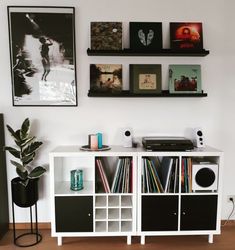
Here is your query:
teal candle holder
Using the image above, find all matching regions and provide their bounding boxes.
[70,169,83,191]
[97,133,103,149]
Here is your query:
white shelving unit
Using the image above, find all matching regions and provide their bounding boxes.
[50,146,137,246]
[137,147,223,245]
[50,145,223,246]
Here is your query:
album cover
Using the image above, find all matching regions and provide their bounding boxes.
[90,22,122,50]
[129,22,162,50]
[130,64,162,94]
[170,22,203,50]
[90,64,122,93]
[169,65,202,94]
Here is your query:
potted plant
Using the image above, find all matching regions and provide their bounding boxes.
[5,118,46,207]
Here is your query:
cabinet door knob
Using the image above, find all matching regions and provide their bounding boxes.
[88,213,91,217]
[173,212,177,216]
[182,212,186,215]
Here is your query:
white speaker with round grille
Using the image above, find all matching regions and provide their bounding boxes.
[193,128,205,148]
[192,163,218,192]
[123,128,133,148]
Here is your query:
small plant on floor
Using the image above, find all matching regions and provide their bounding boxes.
[5,118,46,186]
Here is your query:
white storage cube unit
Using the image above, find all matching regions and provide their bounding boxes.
[50,146,137,246]
[50,146,223,246]
[137,147,223,245]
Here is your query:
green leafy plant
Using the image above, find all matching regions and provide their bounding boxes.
[5,118,46,186]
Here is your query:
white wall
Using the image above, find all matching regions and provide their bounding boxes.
[0,0,234,222]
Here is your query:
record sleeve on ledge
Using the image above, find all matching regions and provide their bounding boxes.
[90,64,122,93]
[90,22,122,50]
[129,22,162,50]
[129,64,162,94]
[170,22,203,50]
[168,64,202,94]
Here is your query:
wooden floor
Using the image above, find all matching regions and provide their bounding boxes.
[0,225,235,250]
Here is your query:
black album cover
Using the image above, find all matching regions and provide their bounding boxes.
[129,22,162,50]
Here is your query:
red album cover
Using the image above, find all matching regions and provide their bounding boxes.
[170,22,203,50]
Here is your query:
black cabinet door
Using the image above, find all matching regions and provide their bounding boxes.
[142,195,178,231]
[55,196,93,232]
[180,195,218,230]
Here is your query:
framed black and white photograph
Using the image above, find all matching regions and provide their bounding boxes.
[129,22,162,50]
[8,6,77,106]
[129,64,162,94]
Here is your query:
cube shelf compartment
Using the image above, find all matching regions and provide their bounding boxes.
[95,221,106,232]
[108,208,119,220]
[121,196,132,207]
[95,208,106,220]
[95,196,107,207]
[108,196,119,207]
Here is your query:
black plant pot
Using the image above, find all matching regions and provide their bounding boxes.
[11,177,39,208]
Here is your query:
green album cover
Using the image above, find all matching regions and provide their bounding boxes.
[169,65,202,94]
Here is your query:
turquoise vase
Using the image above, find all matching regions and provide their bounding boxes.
[70,169,83,191]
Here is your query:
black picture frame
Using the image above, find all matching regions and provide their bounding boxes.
[170,22,203,50]
[129,22,162,50]
[129,64,162,94]
[8,6,77,106]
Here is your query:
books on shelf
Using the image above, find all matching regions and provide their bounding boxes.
[96,157,132,193]
[142,157,179,193]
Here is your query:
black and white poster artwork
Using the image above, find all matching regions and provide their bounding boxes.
[8,7,77,106]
